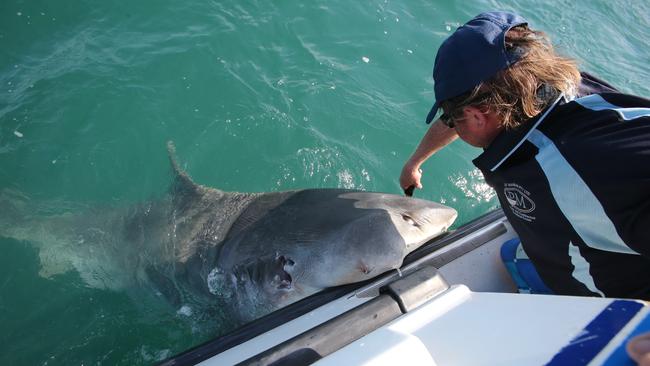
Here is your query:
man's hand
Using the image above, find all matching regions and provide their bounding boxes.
[399,119,458,197]
[400,163,423,196]
[627,332,650,365]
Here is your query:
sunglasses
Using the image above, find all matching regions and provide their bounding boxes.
[440,113,456,128]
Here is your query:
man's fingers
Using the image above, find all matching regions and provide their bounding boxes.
[627,333,650,365]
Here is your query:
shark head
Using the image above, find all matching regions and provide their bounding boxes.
[285,191,457,289]
[215,189,457,317]
[339,191,458,252]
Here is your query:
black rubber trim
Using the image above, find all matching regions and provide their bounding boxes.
[238,266,449,366]
[236,295,402,366]
[404,208,506,265]
[383,266,450,313]
[157,282,366,366]
[158,208,507,366]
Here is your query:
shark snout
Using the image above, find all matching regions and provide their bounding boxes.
[401,205,458,252]
[423,205,457,230]
[438,207,458,230]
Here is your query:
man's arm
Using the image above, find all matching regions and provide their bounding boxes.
[400,119,458,194]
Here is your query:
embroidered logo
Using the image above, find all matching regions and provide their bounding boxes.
[504,183,536,222]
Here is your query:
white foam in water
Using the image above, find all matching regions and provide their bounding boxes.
[337,169,355,189]
[177,305,193,317]
[207,267,234,299]
[14,131,23,138]
[362,56,370,63]
[140,346,172,362]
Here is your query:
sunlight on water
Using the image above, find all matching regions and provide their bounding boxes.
[449,169,497,207]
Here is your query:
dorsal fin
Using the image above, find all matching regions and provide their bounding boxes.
[167,141,201,197]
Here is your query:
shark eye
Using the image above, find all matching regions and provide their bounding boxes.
[402,214,419,227]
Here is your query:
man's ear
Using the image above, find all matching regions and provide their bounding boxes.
[462,105,489,128]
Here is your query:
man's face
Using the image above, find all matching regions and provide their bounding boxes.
[451,107,503,148]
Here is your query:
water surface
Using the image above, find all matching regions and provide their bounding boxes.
[1,0,648,364]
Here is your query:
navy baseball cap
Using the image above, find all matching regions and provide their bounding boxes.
[425,11,528,123]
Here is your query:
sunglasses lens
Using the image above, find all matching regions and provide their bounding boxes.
[440,114,455,128]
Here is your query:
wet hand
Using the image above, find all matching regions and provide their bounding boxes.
[399,164,423,196]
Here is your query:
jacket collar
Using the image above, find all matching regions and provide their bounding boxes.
[473,93,566,172]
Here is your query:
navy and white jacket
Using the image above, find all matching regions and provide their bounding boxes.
[473,73,650,299]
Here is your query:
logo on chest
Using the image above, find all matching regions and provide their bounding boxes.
[503,183,536,222]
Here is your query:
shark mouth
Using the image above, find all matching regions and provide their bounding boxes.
[217,254,296,293]
[274,255,294,290]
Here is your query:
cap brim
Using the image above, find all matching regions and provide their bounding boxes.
[425,102,440,124]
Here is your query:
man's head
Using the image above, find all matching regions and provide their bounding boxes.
[426,11,581,145]
[426,11,527,124]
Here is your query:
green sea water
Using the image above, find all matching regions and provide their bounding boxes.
[1,0,648,364]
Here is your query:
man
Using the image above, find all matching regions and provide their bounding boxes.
[400,11,650,299]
